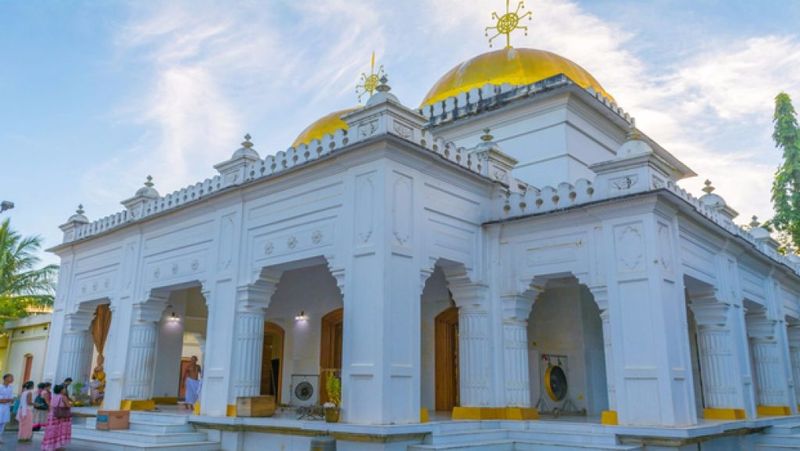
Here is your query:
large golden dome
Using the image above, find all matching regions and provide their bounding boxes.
[292,107,360,148]
[420,48,611,107]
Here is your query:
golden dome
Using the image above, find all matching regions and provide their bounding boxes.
[420,48,612,107]
[291,107,360,148]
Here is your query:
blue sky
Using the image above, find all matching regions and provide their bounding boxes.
[3,0,800,266]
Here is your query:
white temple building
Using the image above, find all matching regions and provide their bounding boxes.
[43,12,800,450]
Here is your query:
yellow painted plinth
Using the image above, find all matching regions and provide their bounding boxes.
[452,407,539,421]
[601,410,618,425]
[704,408,745,420]
[120,399,156,411]
[504,407,539,420]
[226,404,237,417]
[193,402,201,415]
[757,405,791,417]
[152,396,178,405]
[420,408,429,423]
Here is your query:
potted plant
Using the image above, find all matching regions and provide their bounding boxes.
[323,373,341,423]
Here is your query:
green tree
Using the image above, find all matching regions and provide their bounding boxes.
[770,92,800,252]
[0,218,58,326]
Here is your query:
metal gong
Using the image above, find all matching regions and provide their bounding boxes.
[545,364,568,402]
[295,381,314,401]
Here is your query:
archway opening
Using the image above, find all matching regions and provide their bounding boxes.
[260,259,343,409]
[528,277,607,417]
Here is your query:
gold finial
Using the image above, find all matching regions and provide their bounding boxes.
[481,128,494,142]
[356,51,386,103]
[242,133,253,149]
[485,0,532,49]
[702,179,714,194]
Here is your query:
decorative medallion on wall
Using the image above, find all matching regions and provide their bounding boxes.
[358,120,378,139]
[615,224,644,272]
[610,175,638,192]
[264,241,274,255]
[311,230,323,245]
[393,121,413,139]
[287,236,298,249]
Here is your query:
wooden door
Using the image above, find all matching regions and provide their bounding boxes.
[435,306,460,411]
[22,354,33,383]
[261,322,285,403]
[178,358,191,399]
[319,308,343,404]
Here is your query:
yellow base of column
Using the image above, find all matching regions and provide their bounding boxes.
[600,410,618,425]
[226,404,237,417]
[420,408,429,423]
[757,405,791,417]
[193,403,201,415]
[120,399,156,411]
[152,396,178,405]
[703,408,745,420]
[452,407,539,421]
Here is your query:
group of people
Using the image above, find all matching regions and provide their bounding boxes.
[0,373,74,450]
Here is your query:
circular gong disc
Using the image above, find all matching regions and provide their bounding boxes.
[545,365,568,402]
[295,381,314,401]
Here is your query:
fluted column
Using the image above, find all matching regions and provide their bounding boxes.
[459,303,491,406]
[57,313,92,382]
[501,294,537,407]
[788,325,800,403]
[746,308,793,413]
[229,280,278,403]
[123,299,165,401]
[599,309,616,410]
[688,294,742,410]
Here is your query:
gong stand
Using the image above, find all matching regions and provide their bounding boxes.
[535,353,581,416]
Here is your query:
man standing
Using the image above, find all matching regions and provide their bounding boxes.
[62,377,73,402]
[0,373,15,442]
[182,356,201,410]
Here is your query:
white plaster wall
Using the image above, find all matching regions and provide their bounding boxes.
[5,325,50,387]
[420,267,451,411]
[528,281,607,415]
[265,264,343,404]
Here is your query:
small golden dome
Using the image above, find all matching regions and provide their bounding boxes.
[291,107,360,148]
[420,48,611,107]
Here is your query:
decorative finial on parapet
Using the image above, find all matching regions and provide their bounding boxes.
[242,133,253,149]
[750,215,760,229]
[376,75,391,93]
[76,204,85,215]
[356,52,385,103]
[702,179,715,194]
[144,175,154,188]
[485,0,532,49]
[481,128,494,142]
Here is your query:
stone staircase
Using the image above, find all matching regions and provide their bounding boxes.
[408,420,643,451]
[755,421,800,450]
[69,411,221,451]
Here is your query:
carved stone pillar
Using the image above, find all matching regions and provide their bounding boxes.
[688,293,743,412]
[123,301,164,401]
[501,293,537,407]
[599,309,615,410]
[747,308,792,414]
[788,324,800,404]
[230,281,277,402]
[57,313,92,383]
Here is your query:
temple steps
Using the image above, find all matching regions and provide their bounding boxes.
[754,421,800,450]
[410,421,642,451]
[69,412,221,451]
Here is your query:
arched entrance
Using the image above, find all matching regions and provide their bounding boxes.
[261,322,285,403]
[435,306,459,411]
[320,307,343,404]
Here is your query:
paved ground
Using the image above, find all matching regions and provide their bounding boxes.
[1,429,94,450]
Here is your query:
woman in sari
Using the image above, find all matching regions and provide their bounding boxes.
[41,384,71,451]
[16,380,34,441]
[32,382,49,429]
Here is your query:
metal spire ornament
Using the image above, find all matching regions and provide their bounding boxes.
[356,51,385,103]
[485,0,532,49]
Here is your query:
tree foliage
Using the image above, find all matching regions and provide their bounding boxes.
[770,92,800,252]
[0,218,58,326]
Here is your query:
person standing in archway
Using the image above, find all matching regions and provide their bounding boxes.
[16,380,35,442]
[182,356,201,411]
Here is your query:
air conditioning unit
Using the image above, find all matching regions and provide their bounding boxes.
[290,374,319,406]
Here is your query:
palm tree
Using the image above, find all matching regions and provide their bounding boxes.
[0,218,58,326]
